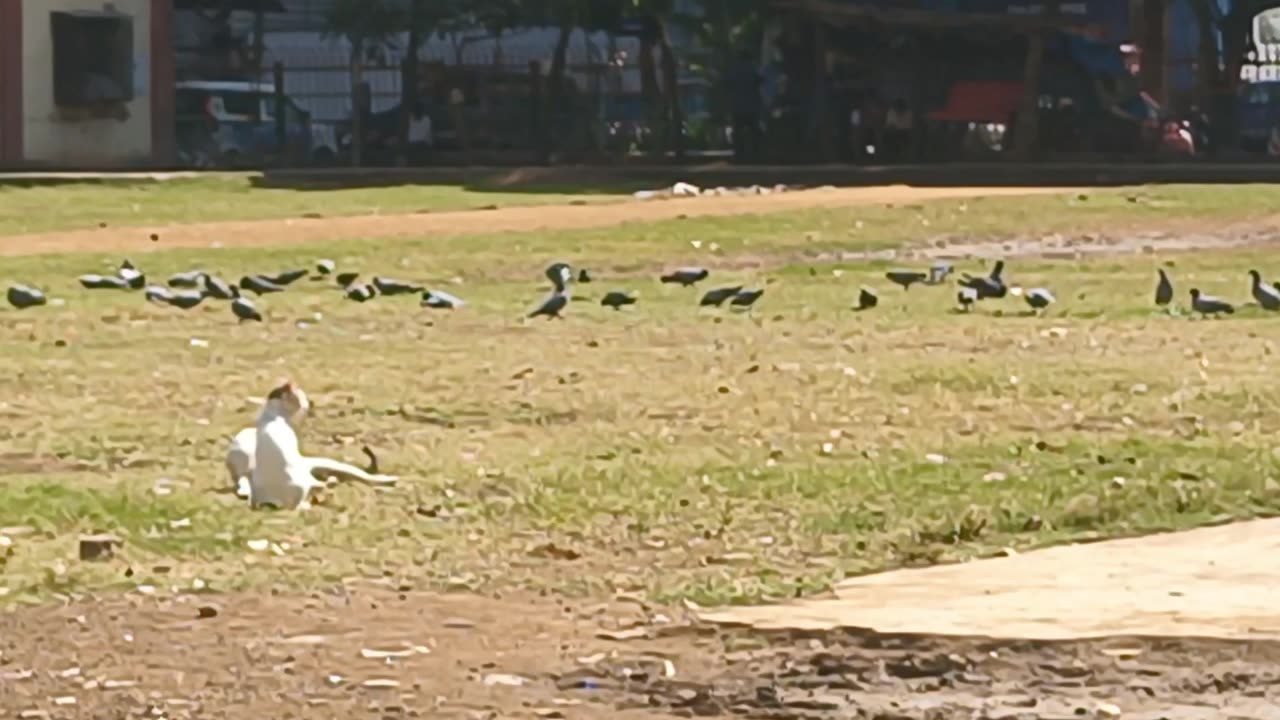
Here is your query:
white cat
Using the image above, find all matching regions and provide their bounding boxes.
[225,380,399,510]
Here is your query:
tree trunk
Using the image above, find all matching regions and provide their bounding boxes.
[545,24,572,163]
[350,39,364,167]
[656,17,684,160]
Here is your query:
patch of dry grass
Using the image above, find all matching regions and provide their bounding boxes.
[1,185,1280,606]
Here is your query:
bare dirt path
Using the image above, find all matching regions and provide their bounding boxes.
[3,581,1280,719]
[0,185,1078,257]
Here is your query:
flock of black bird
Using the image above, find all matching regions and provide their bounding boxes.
[5,254,1280,320]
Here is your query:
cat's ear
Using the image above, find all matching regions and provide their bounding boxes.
[267,379,293,401]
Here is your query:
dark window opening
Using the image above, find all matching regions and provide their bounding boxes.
[52,10,134,106]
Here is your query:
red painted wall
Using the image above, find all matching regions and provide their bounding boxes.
[0,0,22,167]
[150,0,175,166]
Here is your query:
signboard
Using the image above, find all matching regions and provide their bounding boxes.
[1240,8,1280,82]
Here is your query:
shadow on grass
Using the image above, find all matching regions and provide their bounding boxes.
[245,162,1280,193]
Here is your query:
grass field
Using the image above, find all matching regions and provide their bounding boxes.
[1,183,1279,608]
[0,174,626,236]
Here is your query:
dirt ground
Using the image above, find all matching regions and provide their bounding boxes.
[0,185,1079,257]
[7,187,1280,718]
[4,583,1280,720]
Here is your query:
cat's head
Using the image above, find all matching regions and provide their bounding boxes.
[266,379,310,421]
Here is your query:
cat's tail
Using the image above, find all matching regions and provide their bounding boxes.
[306,456,399,486]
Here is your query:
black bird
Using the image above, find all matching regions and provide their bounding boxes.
[959,260,1007,299]
[168,270,206,288]
[202,273,238,300]
[1249,269,1280,311]
[263,269,308,286]
[956,286,978,312]
[346,283,378,302]
[421,289,464,309]
[372,276,423,296]
[145,285,175,302]
[231,297,263,322]
[335,272,360,288]
[699,285,743,307]
[528,290,570,320]
[1189,288,1234,317]
[729,288,764,310]
[240,275,285,295]
[1155,268,1174,307]
[315,259,336,276]
[545,262,573,286]
[660,267,709,286]
[578,269,593,283]
[856,287,879,311]
[79,274,131,290]
[1024,287,1055,314]
[6,285,47,309]
[600,290,637,310]
[885,270,928,290]
[117,260,146,289]
[148,287,206,310]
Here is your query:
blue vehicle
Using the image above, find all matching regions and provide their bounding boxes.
[175,81,338,168]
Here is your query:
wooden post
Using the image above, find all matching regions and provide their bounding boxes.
[273,61,287,164]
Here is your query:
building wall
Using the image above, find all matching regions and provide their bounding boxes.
[0,0,22,167]
[20,0,154,167]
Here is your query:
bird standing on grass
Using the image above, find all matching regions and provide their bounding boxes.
[729,288,764,311]
[928,262,953,285]
[335,272,360,288]
[232,297,263,322]
[421,289,464,309]
[149,287,207,310]
[959,259,1007,299]
[660,267,709,286]
[1024,287,1055,315]
[885,270,927,291]
[856,287,879,311]
[168,270,206,288]
[600,290,638,310]
[699,285,743,307]
[1249,270,1280,311]
[956,286,978,312]
[202,273,238,300]
[1155,268,1173,307]
[240,275,285,295]
[315,259,336,276]
[79,274,131,290]
[529,265,572,320]
[6,285,47,309]
[345,284,377,303]
[117,260,145,289]
[373,276,424,296]
[1189,288,1234,317]
[263,269,309,286]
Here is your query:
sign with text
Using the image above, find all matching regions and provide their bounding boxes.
[1240,8,1280,82]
